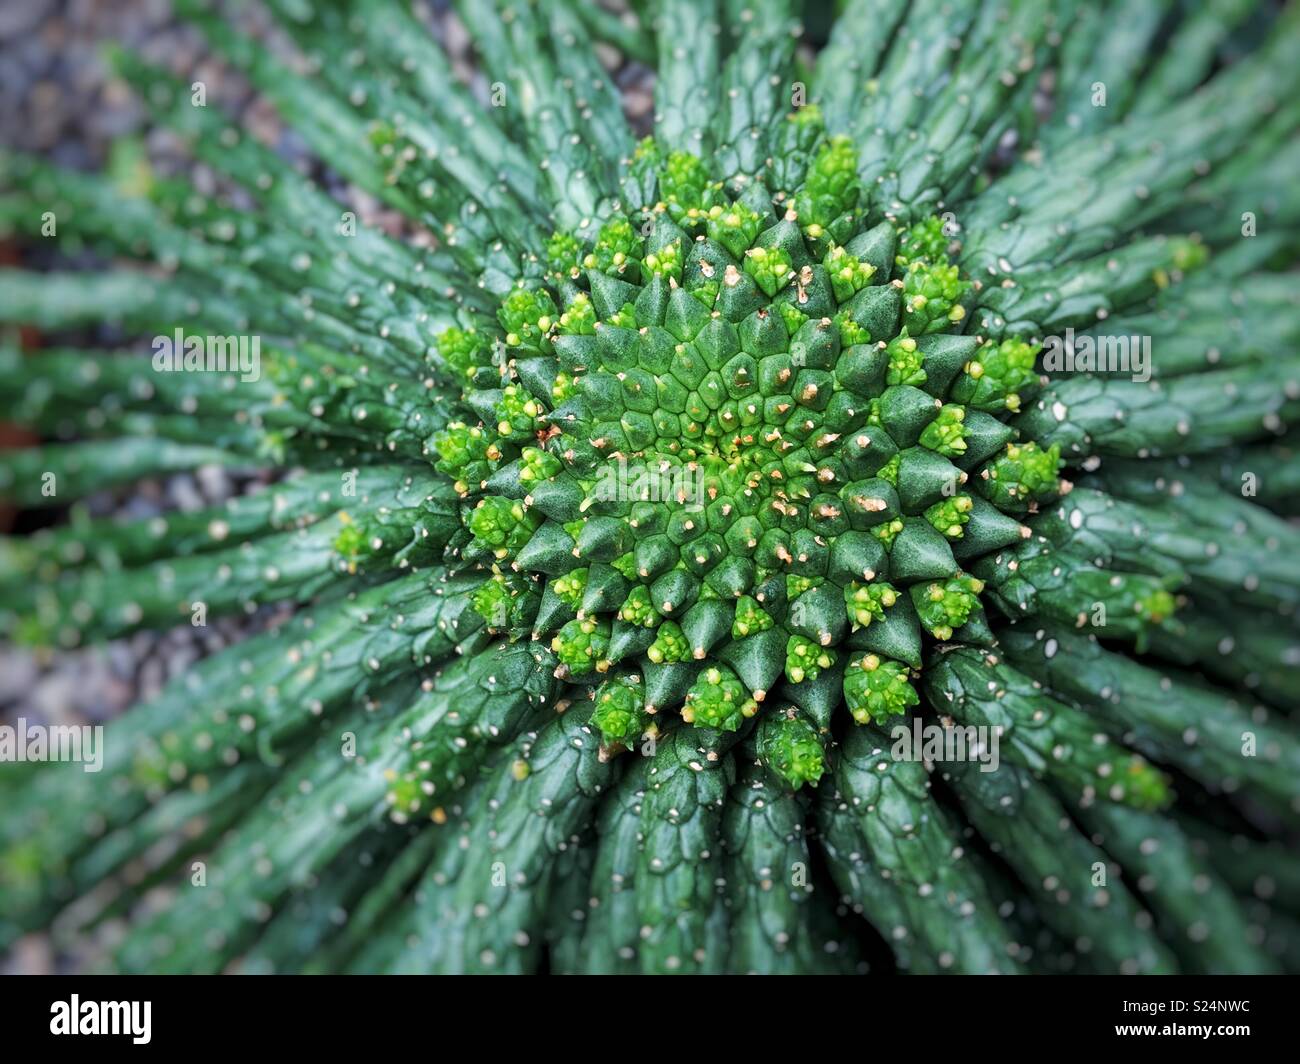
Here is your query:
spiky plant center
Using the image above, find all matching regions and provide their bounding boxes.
[427,122,1065,794]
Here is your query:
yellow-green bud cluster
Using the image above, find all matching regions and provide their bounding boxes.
[435,132,1068,789]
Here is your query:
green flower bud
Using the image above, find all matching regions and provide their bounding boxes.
[545,230,583,282]
[844,580,899,629]
[744,245,793,297]
[642,238,684,282]
[706,202,762,258]
[836,312,869,346]
[844,653,919,723]
[494,383,542,438]
[590,675,650,747]
[660,150,717,228]
[1117,754,1173,811]
[980,441,1063,513]
[824,244,875,303]
[552,567,589,610]
[682,665,756,731]
[647,620,690,663]
[498,286,559,349]
[902,258,968,335]
[468,496,540,559]
[757,709,826,789]
[618,584,659,627]
[435,325,491,380]
[870,517,904,547]
[895,216,949,267]
[432,421,490,487]
[332,519,366,562]
[732,595,774,637]
[557,291,597,336]
[777,301,808,336]
[918,403,969,456]
[884,330,925,387]
[785,634,834,683]
[924,493,974,539]
[519,446,563,486]
[875,454,901,486]
[585,217,644,278]
[792,136,859,240]
[550,617,611,676]
[950,337,1039,414]
[471,571,534,630]
[912,573,985,640]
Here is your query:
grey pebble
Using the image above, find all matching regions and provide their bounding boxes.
[136,656,165,702]
[196,463,232,502]
[0,2,46,41]
[106,640,138,680]
[0,647,40,702]
[31,671,79,725]
[164,473,204,513]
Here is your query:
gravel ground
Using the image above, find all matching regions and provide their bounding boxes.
[1,1,281,746]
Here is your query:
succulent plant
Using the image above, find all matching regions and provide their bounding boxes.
[0,0,1298,975]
